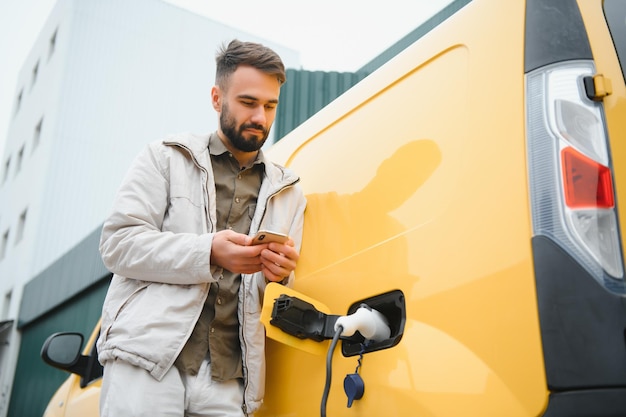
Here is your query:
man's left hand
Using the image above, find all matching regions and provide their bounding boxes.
[258,238,299,282]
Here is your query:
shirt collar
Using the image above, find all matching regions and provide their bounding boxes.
[208,132,229,156]
[208,132,266,168]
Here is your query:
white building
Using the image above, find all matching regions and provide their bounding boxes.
[0,0,298,414]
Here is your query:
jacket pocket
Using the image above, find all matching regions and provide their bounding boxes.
[163,175,205,233]
[102,278,149,340]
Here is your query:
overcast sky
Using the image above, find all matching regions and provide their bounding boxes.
[0,0,452,159]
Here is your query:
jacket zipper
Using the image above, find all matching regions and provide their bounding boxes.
[241,178,299,411]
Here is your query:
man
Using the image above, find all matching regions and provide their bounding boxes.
[96,39,306,417]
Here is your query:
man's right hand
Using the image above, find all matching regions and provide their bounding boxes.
[210,229,266,274]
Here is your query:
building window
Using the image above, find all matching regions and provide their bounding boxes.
[0,230,8,260]
[31,60,39,89]
[15,146,25,175]
[2,291,11,320]
[49,28,58,60]
[2,157,10,184]
[33,118,43,152]
[15,89,23,115]
[15,210,27,245]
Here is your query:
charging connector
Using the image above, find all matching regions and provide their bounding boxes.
[334,304,391,342]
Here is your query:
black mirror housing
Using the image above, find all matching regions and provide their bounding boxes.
[41,332,90,378]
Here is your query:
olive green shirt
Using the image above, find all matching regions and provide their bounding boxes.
[175,133,264,380]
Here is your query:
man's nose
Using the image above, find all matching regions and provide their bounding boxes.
[250,106,267,125]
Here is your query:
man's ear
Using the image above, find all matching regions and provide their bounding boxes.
[211,86,221,111]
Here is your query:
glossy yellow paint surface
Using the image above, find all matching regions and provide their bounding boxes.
[262,0,549,415]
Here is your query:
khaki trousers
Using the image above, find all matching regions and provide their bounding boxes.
[100,356,246,417]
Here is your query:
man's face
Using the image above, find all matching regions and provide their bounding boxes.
[219,101,268,152]
[214,65,281,153]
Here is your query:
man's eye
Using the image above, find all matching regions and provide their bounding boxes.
[241,101,255,107]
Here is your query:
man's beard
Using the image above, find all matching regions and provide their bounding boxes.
[220,104,269,152]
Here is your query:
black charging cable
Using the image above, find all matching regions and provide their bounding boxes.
[321,324,343,417]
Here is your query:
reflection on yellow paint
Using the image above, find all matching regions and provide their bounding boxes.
[352,319,535,416]
[300,139,441,277]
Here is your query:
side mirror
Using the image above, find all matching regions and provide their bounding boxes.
[41,332,88,377]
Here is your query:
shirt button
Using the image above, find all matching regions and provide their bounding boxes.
[217,297,222,305]
[210,327,215,333]
[235,197,241,203]
[238,174,242,180]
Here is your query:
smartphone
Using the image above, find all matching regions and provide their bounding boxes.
[251,230,289,245]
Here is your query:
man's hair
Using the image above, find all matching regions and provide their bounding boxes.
[215,39,286,89]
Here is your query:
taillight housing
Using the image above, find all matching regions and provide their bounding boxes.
[527,61,624,293]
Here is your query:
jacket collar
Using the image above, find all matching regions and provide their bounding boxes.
[163,132,300,188]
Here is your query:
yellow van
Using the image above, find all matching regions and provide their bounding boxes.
[41,0,626,415]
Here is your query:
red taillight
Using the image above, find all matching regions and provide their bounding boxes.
[528,63,624,282]
[561,146,614,209]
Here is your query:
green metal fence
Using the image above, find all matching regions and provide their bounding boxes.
[8,278,108,417]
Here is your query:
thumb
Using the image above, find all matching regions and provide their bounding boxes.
[231,232,252,246]
[219,229,252,246]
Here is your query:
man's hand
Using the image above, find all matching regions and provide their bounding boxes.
[210,230,299,281]
[257,238,299,282]
[210,230,265,274]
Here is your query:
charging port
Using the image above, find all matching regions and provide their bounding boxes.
[269,289,406,356]
[342,290,406,356]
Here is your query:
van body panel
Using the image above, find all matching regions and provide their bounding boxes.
[533,236,626,388]
[524,0,593,73]
[542,388,626,417]
[263,0,549,415]
[48,379,101,417]
[42,378,71,417]
[63,383,101,417]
